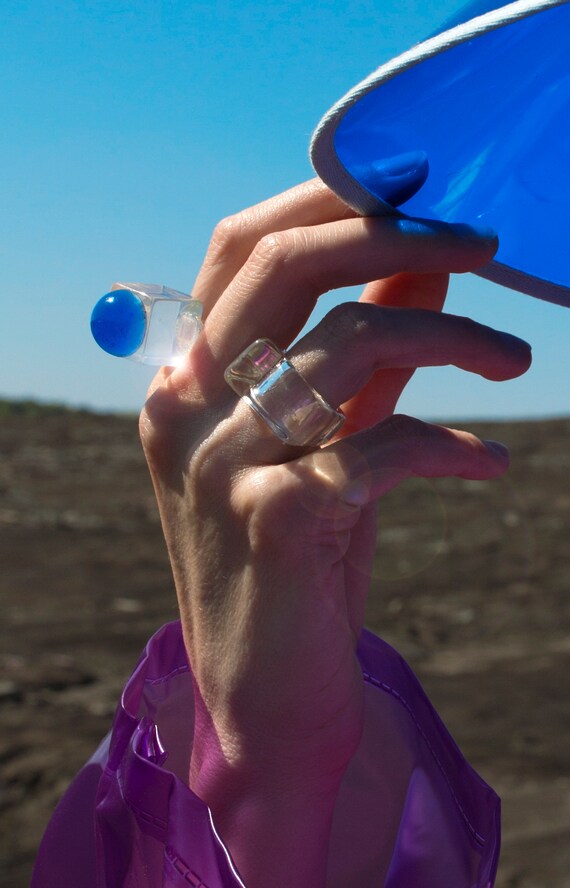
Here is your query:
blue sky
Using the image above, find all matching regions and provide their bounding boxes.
[3,0,569,420]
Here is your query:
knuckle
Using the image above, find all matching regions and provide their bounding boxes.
[454,314,481,338]
[382,413,424,442]
[250,230,295,273]
[322,301,372,346]
[248,227,315,283]
[207,213,244,262]
[448,313,491,350]
[245,470,296,527]
[243,464,347,556]
[185,429,238,508]
[139,404,188,475]
[188,437,221,491]
[138,388,176,468]
[138,384,225,483]
[240,469,312,549]
[188,412,244,486]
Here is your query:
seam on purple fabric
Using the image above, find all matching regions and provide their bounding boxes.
[115,762,170,839]
[123,788,169,834]
[362,671,487,846]
[143,663,190,686]
[165,846,209,887]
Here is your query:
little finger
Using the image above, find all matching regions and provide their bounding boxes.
[304,415,511,511]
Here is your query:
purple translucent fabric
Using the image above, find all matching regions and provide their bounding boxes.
[32,621,500,887]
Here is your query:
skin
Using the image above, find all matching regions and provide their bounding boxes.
[137,179,531,887]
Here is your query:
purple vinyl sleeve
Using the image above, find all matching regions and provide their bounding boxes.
[32,621,500,887]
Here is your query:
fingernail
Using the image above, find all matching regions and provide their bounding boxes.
[367,150,429,207]
[497,331,532,355]
[483,439,509,460]
[394,217,497,243]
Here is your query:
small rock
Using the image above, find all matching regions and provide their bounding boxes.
[0,680,23,703]
[112,597,142,613]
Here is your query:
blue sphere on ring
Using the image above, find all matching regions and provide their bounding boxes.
[90,289,147,357]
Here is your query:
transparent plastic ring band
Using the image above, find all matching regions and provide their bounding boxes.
[224,339,345,447]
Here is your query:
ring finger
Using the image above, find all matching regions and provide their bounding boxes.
[226,301,531,464]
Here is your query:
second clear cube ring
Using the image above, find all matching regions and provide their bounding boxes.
[224,339,345,448]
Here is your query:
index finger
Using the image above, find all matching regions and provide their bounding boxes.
[182,217,498,402]
[193,178,358,314]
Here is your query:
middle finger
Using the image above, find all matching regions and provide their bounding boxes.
[289,302,532,410]
[181,216,498,400]
[225,303,532,465]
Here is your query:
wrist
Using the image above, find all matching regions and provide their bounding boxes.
[189,706,345,888]
[191,758,341,888]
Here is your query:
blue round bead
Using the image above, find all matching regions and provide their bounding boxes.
[90,289,147,357]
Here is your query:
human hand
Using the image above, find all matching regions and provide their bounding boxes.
[138,179,531,886]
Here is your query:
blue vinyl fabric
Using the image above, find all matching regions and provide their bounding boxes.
[311,1,570,306]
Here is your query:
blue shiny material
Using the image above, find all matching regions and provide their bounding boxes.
[330,2,570,304]
[90,289,146,358]
[351,150,429,206]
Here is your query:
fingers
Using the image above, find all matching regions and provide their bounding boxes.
[208,301,530,470]
[287,301,531,413]
[345,272,450,431]
[359,270,450,312]
[193,178,357,314]
[294,415,511,511]
[241,416,510,564]
[193,160,430,318]
[182,217,498,400]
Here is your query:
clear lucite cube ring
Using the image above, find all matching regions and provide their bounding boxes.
[224,339,345,448]
[90,283,203,366]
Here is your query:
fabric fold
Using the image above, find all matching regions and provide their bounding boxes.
[32,621,500,887]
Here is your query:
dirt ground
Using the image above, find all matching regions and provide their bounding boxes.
[1,401,569,887]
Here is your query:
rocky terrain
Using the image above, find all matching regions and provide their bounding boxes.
[1,400,569,887]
